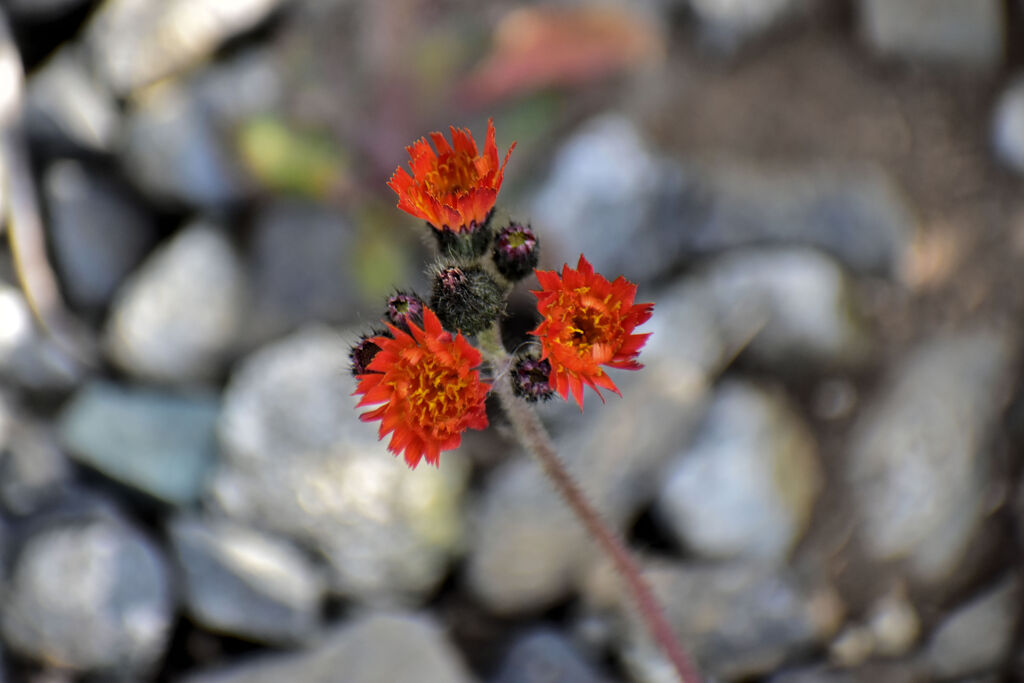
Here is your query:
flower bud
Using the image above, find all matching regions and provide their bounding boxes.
[385,290,424,332]
[350,329,390,376]
[430,264,504,335]
[433,210,494,260]
[492,222,539,282]
[511,353,554,402]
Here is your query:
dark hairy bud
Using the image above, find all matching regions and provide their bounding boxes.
[430,264,504,336]
[385,290,425,332]
[350,329,390,376]
[511,353,554,402]
[492,222,539,282]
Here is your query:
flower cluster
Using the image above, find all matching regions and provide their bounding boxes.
[353,120,653,467]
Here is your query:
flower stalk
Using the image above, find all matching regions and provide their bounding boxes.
[480,325,701,683]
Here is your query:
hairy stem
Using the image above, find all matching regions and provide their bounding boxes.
[480,326,701,683]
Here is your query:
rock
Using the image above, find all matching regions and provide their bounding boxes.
[43,160,158,310]
[770,662,924,683]
[845,328,1017,584]
[676,162,914,278]
[656,379,821,562]
[493,630,611,683]
[0,282,81,392]
[169,515,325,644]
[182,611,473,683]
[57,381,219,505]
[85,0,285,94]
[924,573,1020,679]
[532,116,914,281]
[466,277,736,613]
[105,221,246,384]
[859,0,1004,69]
[0,408,71,516]
[26,45,120,151]
[699,248,872,369]
[586,561,843,682]
[120,83,248,208]
[866,588,920,657]
[210,326,469,602]
[1,516,173,675]
[246,200,360,339]
[992,76,1024,176]
[191,48,283,124]
[687,0,811,53]
[530,115,686,284]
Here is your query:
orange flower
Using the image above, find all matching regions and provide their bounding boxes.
[387,119,515,232]
[355,308,491,467]
[530,255,653,408]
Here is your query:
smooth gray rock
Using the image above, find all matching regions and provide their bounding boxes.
[532,116,914,281]
[699,248,871,368]
[924,573,1020,679]
[493,630,611,683]
[0,282,81,392]
[0,408,71,515]
[846,328,1017,584]
[58,381,219,505]
[770,663,924,683]
[247,200,360,338]
[687,0,811,52]
[85,0,285,94]
[587,562,843,682]
[27,45,120,151]
[992,76,1024,176]
[210,326,469,602]
[105,222,246,384]
[169,515,326,644]
[44,160,158,310]
[120,84,247,208]
[1,517,173,675]
[859,0,1004,69]
[467,279,739,613]
[656,379,821,562]
[182,611,473,683]
[191,48,283,124]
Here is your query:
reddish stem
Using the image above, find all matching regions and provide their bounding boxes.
[491,368,702,683]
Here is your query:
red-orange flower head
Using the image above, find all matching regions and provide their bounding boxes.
[387,119,515,233]
[530,255,653,409]
[354,308,491,468]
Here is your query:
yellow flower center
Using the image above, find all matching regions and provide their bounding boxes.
[403,357,472,426]
[425,152,479,197]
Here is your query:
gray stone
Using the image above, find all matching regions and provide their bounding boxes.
[687,0,811,52]
[656,379,821,562]
[859,0,1004,69]
[1,516,173,675]
[924,573,1020,679]
[0,408,71,516]
[247,200,360,338]
[43,160,158,310]
[210,326,469,602]
[676,162,914,278]
[532,116,914,281]
[586,561,843,682]
[191,48,284,124]
[992,76,1024,176]
[0,282,81,392]
[846,328,1017,584]
[467,280,738,613]
[120,83,247,208]
[493,630,611,683]
[182,611,472,683]
[701,247,871,369]
[85,0,285,94]
[58,381,219,505]
[105,221,246,383]
[169,515,326,644]
[26,45,120,151]
[770,663,923,683]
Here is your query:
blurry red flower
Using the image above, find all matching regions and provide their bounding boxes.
[530,254,653,408]
[387,119,515,233]
[355,308,491,467]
